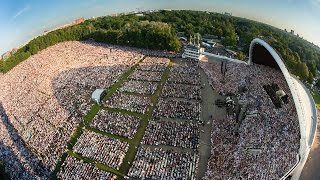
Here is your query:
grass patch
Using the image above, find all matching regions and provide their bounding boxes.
[311,90,320,109]
[118,61,172,175]
[51,57,145,179]
[51,153,68,180]
[85,126,131,143]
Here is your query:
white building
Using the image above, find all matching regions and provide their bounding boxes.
[182,44,205,60]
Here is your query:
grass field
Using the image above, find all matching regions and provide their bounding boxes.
[311,90,320,109]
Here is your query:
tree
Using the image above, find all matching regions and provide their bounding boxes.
[296,62,309,80]
[307,72,314,84]
[237,52,245,61]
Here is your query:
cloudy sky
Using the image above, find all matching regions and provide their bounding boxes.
[0,0,320,55]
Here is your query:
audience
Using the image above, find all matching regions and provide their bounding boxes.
[119,80,158,95]
[128,147,199,180]
[58,156,116,179]
[74,130,129,170]
[201,61,300,179]
[142,120,200,149]
[104,92,151,114]
[90,110,140,139]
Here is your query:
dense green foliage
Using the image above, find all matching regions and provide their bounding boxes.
[0,161,10,180]
[140,10,320,82]
[1,10,320,83]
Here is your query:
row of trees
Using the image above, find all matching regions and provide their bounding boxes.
[1,10,320,83]
[140,10,320,83]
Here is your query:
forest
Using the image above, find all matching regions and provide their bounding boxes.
[1,10,320,83]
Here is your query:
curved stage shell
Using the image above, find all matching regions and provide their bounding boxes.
[248,38,317,179]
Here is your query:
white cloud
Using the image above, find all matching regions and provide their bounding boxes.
[12,5,30,19]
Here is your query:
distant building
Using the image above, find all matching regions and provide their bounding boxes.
[136,13,144,17]
[182,44,205,60]
[224,12,232,16]
[1,48,18,60]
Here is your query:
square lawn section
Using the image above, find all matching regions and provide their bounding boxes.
[73,130,129,170]
[119,80,158,95]
[90,110,140,139]
[153,98,201,121]
[104,92,151,114]
[58,156,116,179]
[161,82,201,100]
[128,147,199,179]
[129,70,163,82]
[141,120,200,149]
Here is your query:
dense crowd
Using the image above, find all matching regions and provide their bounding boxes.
[153,98,201,121]
[0,41,151,178]
[171,61,200,75]
[140,50,178,58]
[74,130,129,170]
[168,72,201,85]
[138,56,170,72]
[119,80,158,95]
[128,147,199,179]
[129,70,163,82]
[58,156,116,179]
[201,61,300,179]
[161,82,201,100]
[142,120,200,149]
[104,92,151,114]
[90,110,140,139]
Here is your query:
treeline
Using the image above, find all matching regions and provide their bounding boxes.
[0,15,179,72]
[140,10,320,83]
[88,21,180,51]
[1,10,320,83]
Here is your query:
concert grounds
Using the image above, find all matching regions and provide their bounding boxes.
[0,41,300,179]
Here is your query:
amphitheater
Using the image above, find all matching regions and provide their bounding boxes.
[0,38,317,179]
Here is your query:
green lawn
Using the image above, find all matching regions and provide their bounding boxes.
[311,90,320,109]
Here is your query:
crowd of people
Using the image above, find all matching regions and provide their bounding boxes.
[129,70,163,82]
[168,72,201,85]
[128,147,199,179]
[104,92,151,114]
[142,120,199,149]
[171,61,200,75]
[161,82,201,100]
[119,80,158,95]
[90,110,140,139]
[153,98,201,121]
[201,61,300,179]
[73,130,129,170]
[137,56,170,72]
[0,41,147,178]
[58,156,116,179]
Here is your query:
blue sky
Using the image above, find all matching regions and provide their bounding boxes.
[1,0,320,55]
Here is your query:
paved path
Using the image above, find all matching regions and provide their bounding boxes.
[196,67,226,179]
[300,113,320,180]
